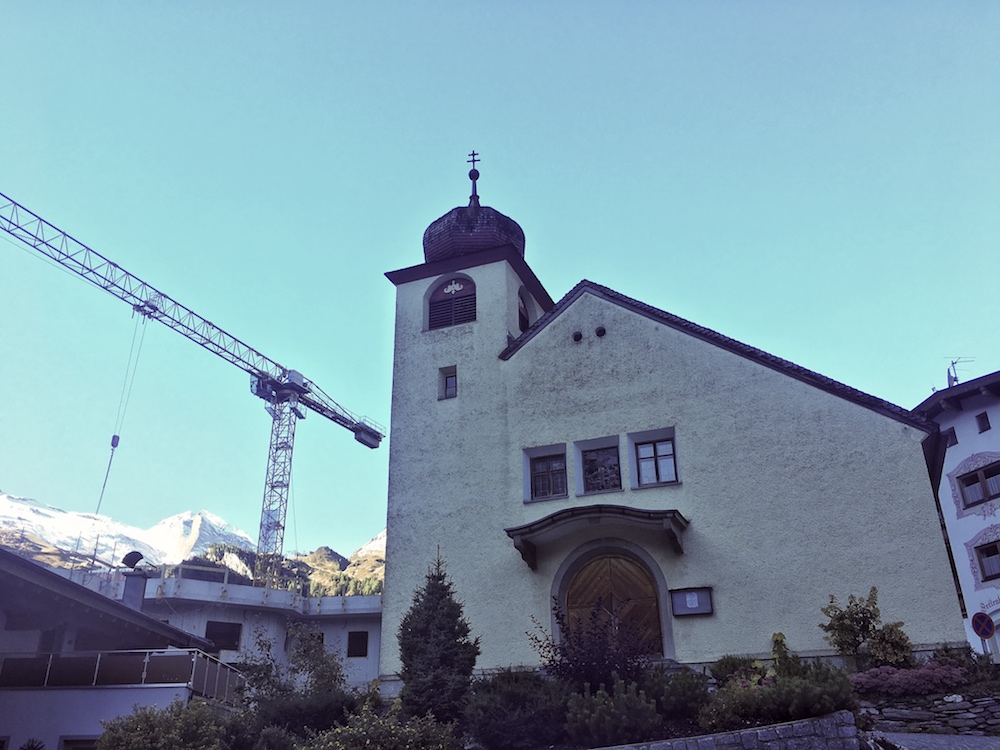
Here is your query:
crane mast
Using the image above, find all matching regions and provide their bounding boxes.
[0,191,383,587]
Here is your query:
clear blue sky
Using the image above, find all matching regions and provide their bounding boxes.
[2,3,998,557]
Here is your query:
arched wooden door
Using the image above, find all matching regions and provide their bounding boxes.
[565,554,662,654]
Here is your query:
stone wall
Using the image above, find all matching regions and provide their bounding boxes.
[864,694,1000,736]
[593,710,858,750]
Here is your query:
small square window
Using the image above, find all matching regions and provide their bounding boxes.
[636,440,677,485]
[531,455,568,499]
[439,366,457,399]
[347,630,369,658]
[582,446,621,493]
[978,542,1000,581]
[943,427,958,447]
[205,621,242,651]
[977,412,992,433]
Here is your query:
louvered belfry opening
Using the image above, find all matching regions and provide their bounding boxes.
[429,277,476,330]
[566,554,663,655]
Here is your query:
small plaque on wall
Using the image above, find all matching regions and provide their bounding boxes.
[670,587,713,616]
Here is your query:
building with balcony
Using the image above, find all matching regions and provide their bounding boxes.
[0,546,242,749]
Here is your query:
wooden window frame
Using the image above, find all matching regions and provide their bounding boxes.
[978,542,1000,582]
[531,454,568,500]
[635,439,678,486]
[959,462,1000,508]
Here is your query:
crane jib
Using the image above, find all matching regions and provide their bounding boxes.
[0,189,383,589]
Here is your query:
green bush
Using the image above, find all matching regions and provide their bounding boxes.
[299,703,459,750]
[867,622,914,668]
[639,665,711,719]
[565,675,660,747]
[97,701,231,750]
[709,654,757,684]
[464,669,570,750]
[819,587,913,670]
[529,599,652,691]
[698,661,856,732]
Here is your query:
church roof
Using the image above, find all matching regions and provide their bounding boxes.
[500,279,935,433]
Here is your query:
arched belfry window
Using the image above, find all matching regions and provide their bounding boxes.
[565,554,663,655]
[429,277,476,330]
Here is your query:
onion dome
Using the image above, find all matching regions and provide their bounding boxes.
[422,155,526,263]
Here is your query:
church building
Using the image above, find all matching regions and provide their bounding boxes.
[379,162,963,685]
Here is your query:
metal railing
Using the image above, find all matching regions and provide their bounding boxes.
[0,648,245,705]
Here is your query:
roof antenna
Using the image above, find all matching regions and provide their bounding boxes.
[946,357,974,388]
[467,150,480,208]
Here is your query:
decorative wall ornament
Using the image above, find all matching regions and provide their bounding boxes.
[443,280,464,295]
[965,523,1000,591]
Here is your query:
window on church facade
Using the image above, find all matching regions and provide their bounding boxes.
[977,542,1000,581]
[582,446,621,493]
[429,277,476,330]
[531,454,567,499]
[636,439,677,486]
[960,462,1000,508]
[439,366,457,399]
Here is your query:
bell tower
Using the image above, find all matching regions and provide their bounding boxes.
[379,156,554,687]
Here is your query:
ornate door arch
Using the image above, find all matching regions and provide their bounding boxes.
[565,554,663,655]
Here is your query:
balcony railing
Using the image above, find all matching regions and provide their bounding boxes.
[0,648,245,705]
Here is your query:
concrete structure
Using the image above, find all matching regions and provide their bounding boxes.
[914,369,1000,653]
[75,562,382,688]
[379,170,965,688]
[0,547,241,749]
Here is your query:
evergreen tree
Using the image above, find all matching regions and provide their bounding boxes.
[397,555,480,723]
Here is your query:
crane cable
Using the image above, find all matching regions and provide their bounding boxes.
[95,313,149,515]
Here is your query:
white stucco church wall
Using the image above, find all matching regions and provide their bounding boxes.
[379,173,964,685]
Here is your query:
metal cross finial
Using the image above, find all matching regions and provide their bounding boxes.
[467,150,480,205]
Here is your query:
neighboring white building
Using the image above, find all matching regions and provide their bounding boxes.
[0,547,241,749]
[76,562,382,688]
[379,168,965,689]
[914,369,1000,654]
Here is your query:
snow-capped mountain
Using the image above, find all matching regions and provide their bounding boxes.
[0,492,254,566]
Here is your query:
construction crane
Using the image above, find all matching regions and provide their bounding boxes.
[0,190,383,587]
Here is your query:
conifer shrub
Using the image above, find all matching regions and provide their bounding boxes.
[709,654,757,684]
[699,643,856,732]
[565,675,660,747]
[464,668,570,750]
[397,555,480,723]
[638,665,711,719]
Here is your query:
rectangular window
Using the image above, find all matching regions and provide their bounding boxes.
[531,455,568,499]
[977,412,992,433]
[438,366,457,399]
[205,621,242,651]
[347,630,369,658]
[943,427,958,447]
[582,446,621,493]
[959,462,1000,508]
[979,543,1000,581]
[636,440,677,485]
